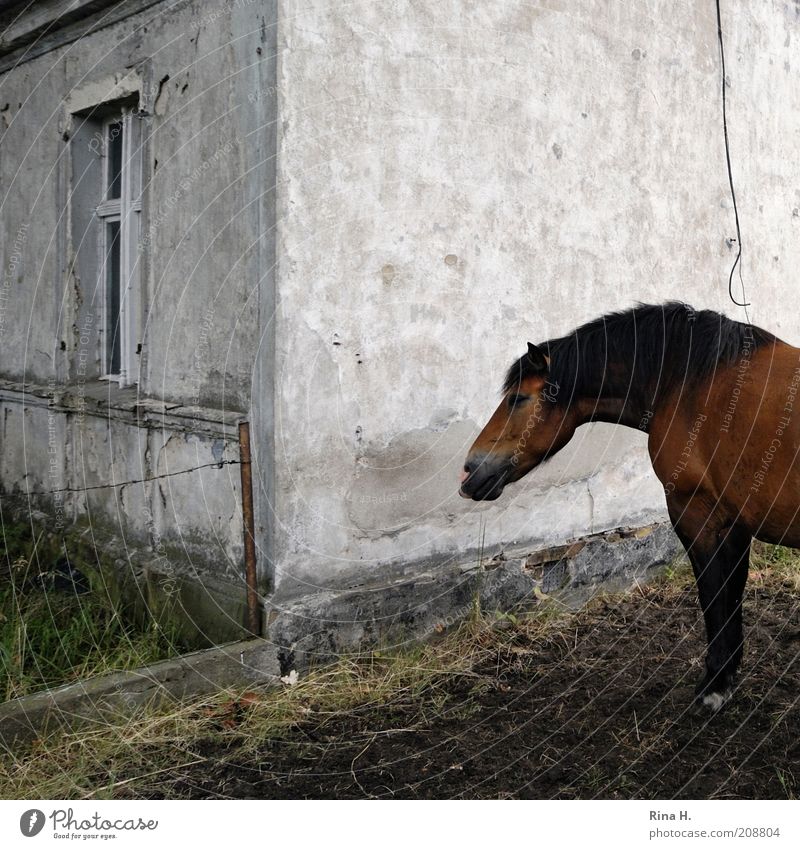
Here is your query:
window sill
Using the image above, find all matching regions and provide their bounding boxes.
[0,378,243,438]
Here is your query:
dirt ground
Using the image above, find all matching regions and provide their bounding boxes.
[152,573,800,800]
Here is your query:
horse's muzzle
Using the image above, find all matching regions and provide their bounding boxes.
[459,453,509,501]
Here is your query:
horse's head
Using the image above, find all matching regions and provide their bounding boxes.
[459,342,577,501]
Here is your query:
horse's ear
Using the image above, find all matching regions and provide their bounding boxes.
[527,342,549,374]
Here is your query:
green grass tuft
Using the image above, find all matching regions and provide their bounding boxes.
[1,524,185,701]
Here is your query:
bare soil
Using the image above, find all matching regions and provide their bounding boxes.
[159,574,800,800]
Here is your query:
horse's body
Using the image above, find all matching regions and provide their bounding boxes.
[460,302,800,710]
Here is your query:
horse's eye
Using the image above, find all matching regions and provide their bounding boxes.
[507,393,530,410]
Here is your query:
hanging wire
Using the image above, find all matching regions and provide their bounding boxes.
[716,0,750,312]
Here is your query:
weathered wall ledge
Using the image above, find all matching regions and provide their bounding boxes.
[0,637,280,749]
[0,379,242,439]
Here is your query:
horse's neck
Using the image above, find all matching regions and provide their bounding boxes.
[572,394,652,431]
[554,346,658,430]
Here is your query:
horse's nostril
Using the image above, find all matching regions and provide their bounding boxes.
[460,464,471,484]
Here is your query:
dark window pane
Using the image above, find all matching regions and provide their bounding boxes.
[106,221,121,375]
[107,121,123,200]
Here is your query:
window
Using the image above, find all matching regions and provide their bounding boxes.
[95,110,142,385]
[69,100,143,388]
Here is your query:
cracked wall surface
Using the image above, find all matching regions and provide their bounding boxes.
[0,0,265,409]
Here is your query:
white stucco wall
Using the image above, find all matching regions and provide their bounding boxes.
[272,0,800,592]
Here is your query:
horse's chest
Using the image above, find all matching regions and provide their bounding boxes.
[647,413,710,493]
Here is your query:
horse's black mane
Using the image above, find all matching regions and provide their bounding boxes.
[504,302,775,407]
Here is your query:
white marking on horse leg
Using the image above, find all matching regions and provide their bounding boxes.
[701,689,731,712]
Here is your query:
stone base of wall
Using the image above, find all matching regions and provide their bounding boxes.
[265,522,683,677]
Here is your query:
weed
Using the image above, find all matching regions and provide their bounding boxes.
[776,767,796,800]
[1,524,185,701]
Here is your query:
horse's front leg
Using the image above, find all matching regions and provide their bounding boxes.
[667,498,751,710]
[691,525,750,710]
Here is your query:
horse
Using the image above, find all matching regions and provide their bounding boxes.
[460,302,800,711]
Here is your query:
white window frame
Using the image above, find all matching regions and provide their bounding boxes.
[96,109,142,387]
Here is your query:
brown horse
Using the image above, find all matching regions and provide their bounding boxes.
[460,302,800,710]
